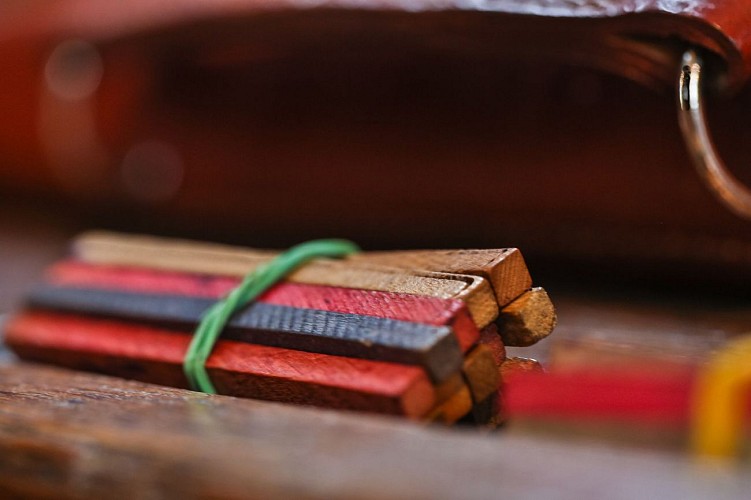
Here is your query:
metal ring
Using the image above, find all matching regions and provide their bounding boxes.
[678,50,751,219]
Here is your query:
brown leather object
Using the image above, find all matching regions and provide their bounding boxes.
[3,1,749,86]
[2,1,751,286]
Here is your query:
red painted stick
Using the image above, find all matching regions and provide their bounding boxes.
[5,312,437,418]
[503,369,699,426]
[47,260,479,351]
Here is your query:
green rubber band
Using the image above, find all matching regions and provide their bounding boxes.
[183,239,360,394]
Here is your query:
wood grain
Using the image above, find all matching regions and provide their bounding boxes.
[497,287,557,347]
[27,286,463,381]
[73,232,499,327]
[351,248,532,306]
[461,345,500,404]
[1,363,734,500]
[46,260,480,352]
[5,312,437,418]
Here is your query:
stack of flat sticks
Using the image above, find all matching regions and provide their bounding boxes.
[4,232,556,425]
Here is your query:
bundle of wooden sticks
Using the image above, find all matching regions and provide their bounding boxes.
[4,232,556,425]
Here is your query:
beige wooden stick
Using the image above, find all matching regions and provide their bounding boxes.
[350,249,532,307]
[73,231,499,327]
[294,262,499,328]
[75,231,278,275]
[76,233,531,308]
[496,288,557,347]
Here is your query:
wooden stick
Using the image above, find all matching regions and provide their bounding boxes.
[428,365,494,424]
[72,232,499,327]
[350,248,532,307]
[46,261,480,352]
[499,357,544,381]
[461,345,500,403]
[463,393,502,428]
[27,286,464,381]
[478,324,507,365]
[74,232,532,307]
[496,288,556,347]
[434,372,465,404]
[425,385,473,425]
[457,327,506,425]
[5,312,438,418]
[430,345,501,424]
[491,357,546,424]
[428,360,494,424]
[72,231,284,273]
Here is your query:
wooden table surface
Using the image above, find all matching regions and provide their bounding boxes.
[2,203,750,499]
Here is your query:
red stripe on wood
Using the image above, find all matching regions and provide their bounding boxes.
[5,312,436,418]
[47,260,480,351]
[503,370,698,426]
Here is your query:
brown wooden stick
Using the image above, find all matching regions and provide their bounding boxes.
[461,344,500,403]
[428,350,499,424]
[75,232,531,306]
[499,357,544,381]
[350,248,532,306]
[424,385,473,424]
[478,324,507,365]
[72,232,499,327]
[434,372,465,404]
[457,332,505,426]
[496,287,557,347]
[497,356,544,428]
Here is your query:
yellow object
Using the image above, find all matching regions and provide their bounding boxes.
[691,334,751,458]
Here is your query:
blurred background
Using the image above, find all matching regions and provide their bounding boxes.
[2,0,751,313]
